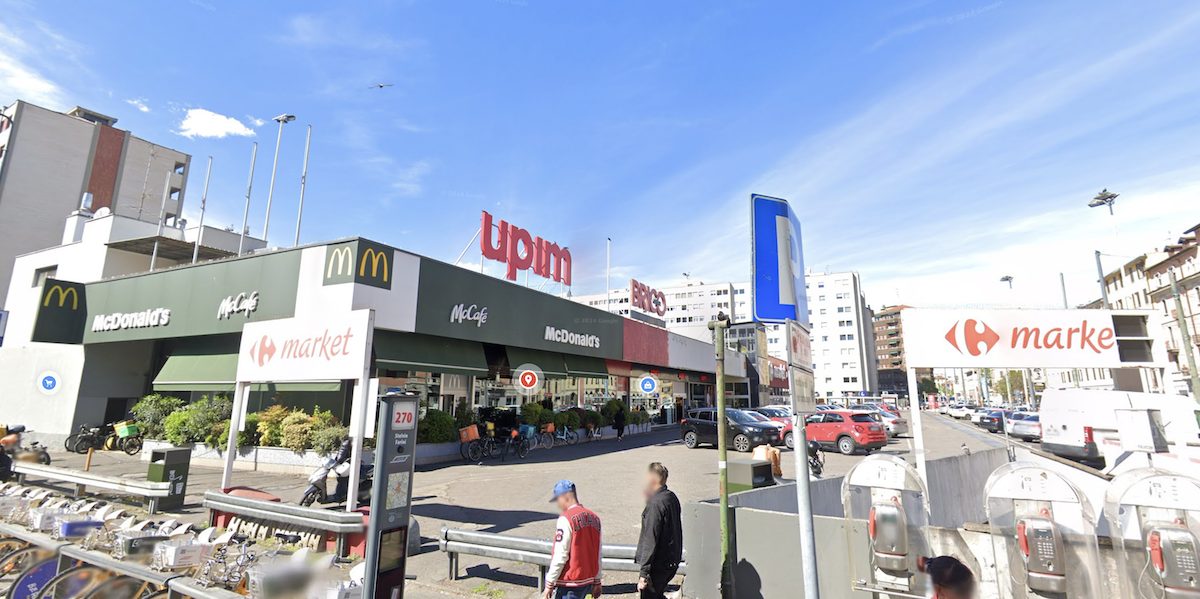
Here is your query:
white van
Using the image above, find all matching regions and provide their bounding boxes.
[1040,389,1199,464]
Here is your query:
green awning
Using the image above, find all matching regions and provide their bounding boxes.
[374,331,489,377]
[153,353,238,392]
[152,353,341,393]
[563,354,608,378]
[505,347,568,379]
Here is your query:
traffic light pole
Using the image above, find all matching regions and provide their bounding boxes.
[708,315,731,596]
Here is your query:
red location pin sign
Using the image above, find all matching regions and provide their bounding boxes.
[518,369,539,390]
[513,363,544,396]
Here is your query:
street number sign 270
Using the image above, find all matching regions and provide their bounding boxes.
[392,401,417,431]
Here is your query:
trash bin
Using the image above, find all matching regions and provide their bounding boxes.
[727,458,776,494]
[147,448,191,511]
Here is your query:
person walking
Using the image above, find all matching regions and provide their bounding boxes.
[920,555,977,599]
[635,463,682,599]
[545,480,603,599]
[614,406,627,440]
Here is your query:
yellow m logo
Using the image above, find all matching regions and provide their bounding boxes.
[43,285,79,310]
[326,246,354,278]
[359,248,389,282]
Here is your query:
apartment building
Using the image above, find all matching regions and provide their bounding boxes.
[574,280,738,342]
[873,305,911,396]
[1146,224,1199,396]
[0,101,190,307]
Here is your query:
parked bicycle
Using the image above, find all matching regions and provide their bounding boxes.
[106,420,143,456]
[553,424,579,446]
[65,423,112,454]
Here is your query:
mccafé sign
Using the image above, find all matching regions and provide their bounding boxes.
[480,211,571,285]
[630,279,667,317]
[902,308,1153,369]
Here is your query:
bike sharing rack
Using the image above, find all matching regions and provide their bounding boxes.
[842,454,934,597]
[984,462,1103,598]
[1105,466,1200,598]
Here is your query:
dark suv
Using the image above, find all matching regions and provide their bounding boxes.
[680,408,784,452]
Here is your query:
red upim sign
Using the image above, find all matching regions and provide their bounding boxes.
[630,278,667,317]
[480,211,572,284]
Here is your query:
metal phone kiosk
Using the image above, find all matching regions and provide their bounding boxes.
[984,462,1103,598]
[363,392,420,599]
[1105,468,1200,599]
[841,454,933,597]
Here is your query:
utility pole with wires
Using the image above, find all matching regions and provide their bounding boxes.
[1170,269,1200,400]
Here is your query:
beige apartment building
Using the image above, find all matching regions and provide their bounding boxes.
[0,101,190,308]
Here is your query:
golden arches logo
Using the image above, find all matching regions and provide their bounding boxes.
[359,248,389,283]
[43,285,79,310]
[326,246,354,278]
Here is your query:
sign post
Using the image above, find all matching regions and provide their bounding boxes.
[749,193,819,599]
[363,392,419,599]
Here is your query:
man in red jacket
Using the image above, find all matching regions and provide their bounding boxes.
[544,480,603,599]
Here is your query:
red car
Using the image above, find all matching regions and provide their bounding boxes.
[804,410,888,455]
[751,407,795,449]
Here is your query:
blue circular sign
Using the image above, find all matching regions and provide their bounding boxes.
[37,370,61,396]
[638,375,659,395]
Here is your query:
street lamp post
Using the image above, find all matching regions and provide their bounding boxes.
[1000,275,1013,290]
[707,311,732,596]
[1089,188,1118,216]
[262,113,295,243]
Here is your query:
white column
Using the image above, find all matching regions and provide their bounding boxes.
[346,313,376,512]
[221,382,250,489]
[907,367,929,485]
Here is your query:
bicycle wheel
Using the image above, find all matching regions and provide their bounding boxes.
[539,432,554,450]
[32,564,106,599]
[485,439,503,458]
[515,439,530,459]
[566,431,578,446]
[63,435,79,452]
[120,436,143,456]
[465,440,484,462]
[102,434,119,451]
[69,435,92,454]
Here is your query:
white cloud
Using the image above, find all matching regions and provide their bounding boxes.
[246,115,266,127]
[392,160,432,197]
[125,98,150,113]
[0,22,66,108]
[176,108,256,139]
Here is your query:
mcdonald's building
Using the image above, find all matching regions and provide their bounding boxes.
[0,217,746,442]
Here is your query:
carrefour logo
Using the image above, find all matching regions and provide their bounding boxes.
[944,319,999,356]
[945,318,1116,356]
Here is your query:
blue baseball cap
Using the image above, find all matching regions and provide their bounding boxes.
[549,480,576,502]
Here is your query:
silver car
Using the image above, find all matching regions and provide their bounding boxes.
[1009,414,1041,441]
[850,404,908,437]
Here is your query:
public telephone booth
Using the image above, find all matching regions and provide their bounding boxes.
[984,461,1103,598]
[841,454,933,597]
[1105,467,1200,599]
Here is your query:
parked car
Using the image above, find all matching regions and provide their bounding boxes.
[969,407,991,425]
[979,410,1011,433]
[946,404,973,419]
[1004,412,1033,435]
[751,406,795,449]
[1039,389,1200,465]
[680,408,784,452]
[1010,414,1042,441]
[870,402,901,417]
[849,404,909,437]
[814,404,838,411]
[804,410,888,455]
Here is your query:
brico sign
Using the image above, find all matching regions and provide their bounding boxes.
[630,278,667,317]
[480,211,571,285]
[902,308,1148,368]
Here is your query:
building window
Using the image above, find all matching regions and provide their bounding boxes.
[32,266,57,288]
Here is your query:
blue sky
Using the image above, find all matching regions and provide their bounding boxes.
[3,1,1199,309]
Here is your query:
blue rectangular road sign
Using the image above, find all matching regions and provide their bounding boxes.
[750,194,808,324]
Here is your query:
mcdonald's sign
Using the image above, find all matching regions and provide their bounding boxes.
[322,240,394,290]
[31,279,87,344]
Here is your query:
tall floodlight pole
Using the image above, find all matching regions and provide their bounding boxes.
[262,113,295,243]
[1170,269,1200,400]
[1095,251,1111,308]
[606,237,612,313]
[149,172,172,271]
[191,156,213,264]
[293,124,312,247]
[708,312,732,596]
[238,142,259,256]
[1088,189,1118,307]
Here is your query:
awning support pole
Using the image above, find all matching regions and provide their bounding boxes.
[346,313,376,513]
[221,382,249,489]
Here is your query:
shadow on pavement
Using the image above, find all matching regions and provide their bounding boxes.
[411,503,555,534]
[416,428,683,472]
[462,563,542,589]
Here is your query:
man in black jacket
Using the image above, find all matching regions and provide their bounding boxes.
[635,462,682,599]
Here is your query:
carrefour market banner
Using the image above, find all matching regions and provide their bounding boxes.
[413,258,623,359]
[901,308,1158,368]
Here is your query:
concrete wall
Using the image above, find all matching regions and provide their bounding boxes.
[112,135,187,221]
[0,342,86,435]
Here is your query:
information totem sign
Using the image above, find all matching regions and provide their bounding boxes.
[364,392,420,598]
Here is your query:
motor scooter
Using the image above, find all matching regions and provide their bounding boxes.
[299,438,373,507]
[1,425,51,466]
[807,441,824,478]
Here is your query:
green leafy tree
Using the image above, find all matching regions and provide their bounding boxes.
[917,377,938,396]
[130,394,185,439]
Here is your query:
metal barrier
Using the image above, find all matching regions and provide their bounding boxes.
[203,490,364,555]
[439,526,687,592]
[13,462,172,514]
